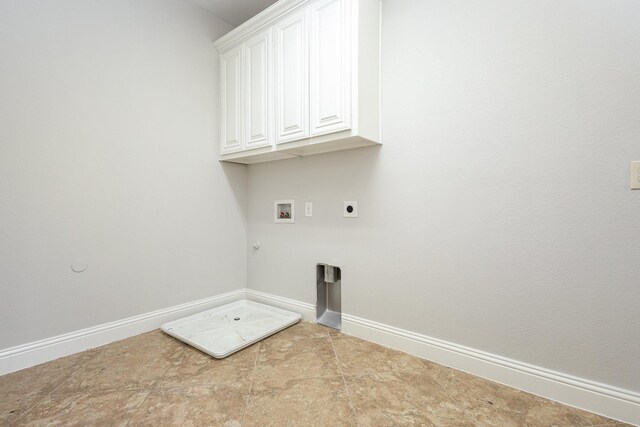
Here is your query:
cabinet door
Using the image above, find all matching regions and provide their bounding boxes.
[310,0,350,136]
[275,9,309,144]
[244,30,274,150]
[220,46,243,154]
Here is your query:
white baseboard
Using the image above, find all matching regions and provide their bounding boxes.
[2,287,638,426]
[247,289,639,426]
[245,288,316,321]
[342,313,640,426]
[0,288,246,376]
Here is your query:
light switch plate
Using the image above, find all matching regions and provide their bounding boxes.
[631,161,640,190]
[305,202,313,217]
[343,201,358,218]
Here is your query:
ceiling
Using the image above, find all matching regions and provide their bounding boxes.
[189,0,279,27]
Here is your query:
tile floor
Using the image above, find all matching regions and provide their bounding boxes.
[0,322,630,426]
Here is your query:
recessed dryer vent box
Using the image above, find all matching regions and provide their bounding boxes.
[317,264,341,330]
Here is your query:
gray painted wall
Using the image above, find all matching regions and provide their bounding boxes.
[248,0,640,392]
[0,0,247,349]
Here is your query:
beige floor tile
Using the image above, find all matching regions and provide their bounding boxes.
[128,383,249,427]
[431,366,530,426]
[0,393,46,425]
[156,342,258,389]
[254,337,340,381]
[431,364,615,427]
[0,349,96,397]
[521,395,617,427]
[0,327,628,427]
[268,321,331,341]
[93,330,184,359]
[14,389,148,426]
[331,333,426,377]
[52,345,178,394]
[589,424,631,427]
[344,370,461,427]
[420,358,451,380]
[243,377,356,427]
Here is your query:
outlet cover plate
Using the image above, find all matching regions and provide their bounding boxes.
[343,201,358,218]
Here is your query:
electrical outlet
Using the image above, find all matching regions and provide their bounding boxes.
[631,161,640,190]
[343,201,358,218]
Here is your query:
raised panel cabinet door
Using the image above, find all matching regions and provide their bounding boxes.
[310,0,351,136]
[244,29,274,150]
[220,46,243,154]
[275,9,309,144]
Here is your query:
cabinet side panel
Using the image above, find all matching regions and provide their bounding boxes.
[221,48,243,153]
[355,0,381,142]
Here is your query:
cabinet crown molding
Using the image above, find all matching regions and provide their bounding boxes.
[214,0,312,53]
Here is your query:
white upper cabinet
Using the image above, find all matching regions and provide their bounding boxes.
[215,0,380,164]
[310,0,350,136]
[275,9,309,144]
[244,29,273,149]
[220,45,243,154]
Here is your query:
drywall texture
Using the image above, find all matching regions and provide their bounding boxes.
[248,0,640,392]
[0,0,246,349]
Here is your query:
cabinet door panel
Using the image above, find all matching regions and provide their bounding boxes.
[310,0,350,136]
[275,10,309,144]
[245,30,273,149]
[220,46,243,153]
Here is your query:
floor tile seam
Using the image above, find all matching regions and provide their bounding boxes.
[16,354,102,421]
[263,335,332,343]
[122,389,153,427]
[48,349,179,399]
[254,354,338,369]
[255,352,339,364]
[251,374,345,383]
[149,382,249,392]
[9,384,143,426]
[156,346,187,381]
[45,357,176,394]
[329,332,360,427]
[38,355,97,397]
[122,353,176,427]
[242,341,261,424]
[43,386,156,397]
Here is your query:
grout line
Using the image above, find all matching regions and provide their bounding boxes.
[242,341,261,423]
[123,388,154,427]
[122,345,186,427]
[46,349,99,396]
[12,348,102,424]
[329,331,360,427]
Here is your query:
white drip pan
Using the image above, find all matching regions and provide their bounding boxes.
[161,300,301,358]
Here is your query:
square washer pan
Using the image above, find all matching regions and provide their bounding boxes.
[161,300,301,358]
